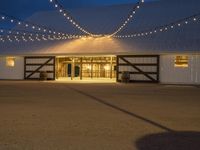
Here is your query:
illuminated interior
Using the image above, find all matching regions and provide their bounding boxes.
[174,56,189,68]
[6,57,15,67]
[56,56,116,80]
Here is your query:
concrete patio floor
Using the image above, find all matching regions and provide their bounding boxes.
[0,81,200,150]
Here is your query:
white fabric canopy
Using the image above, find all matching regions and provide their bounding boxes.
[0,0,200,55]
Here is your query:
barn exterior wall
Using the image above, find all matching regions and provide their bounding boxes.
[160,55,200,85]
[0,54,200,85]
[0,56,24,80]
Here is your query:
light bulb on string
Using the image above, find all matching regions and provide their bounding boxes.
[109,0,145,37]
[114,12,200,39]
[0,12,69,36]
[49,0,96,36]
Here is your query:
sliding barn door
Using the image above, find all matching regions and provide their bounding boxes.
[24,56,55,80]
[117,55,160,83]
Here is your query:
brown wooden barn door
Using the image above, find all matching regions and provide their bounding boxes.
[117,55,160,83]
[24,56,55,80]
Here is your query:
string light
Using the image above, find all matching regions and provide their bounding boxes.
[114,13,199,38]
[0,28,81,42]
[110,0,145,37]
[0,3,199,41]
[0,28,36,36]
[0,28,56,38]
[2,1,145,38]
[0,12,68,36]
[22,36,28,42]
[0,32,83,43]
[49,0,95,36]
[49,0,144,37]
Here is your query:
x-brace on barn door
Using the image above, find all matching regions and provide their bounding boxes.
[24,56,55,80]
[117,55,160,83]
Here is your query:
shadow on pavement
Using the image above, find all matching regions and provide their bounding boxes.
[135,131,200,150]
[68,87,200,150]
[68,86,173,132]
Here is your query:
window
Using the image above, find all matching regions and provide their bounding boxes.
[6,57,15,67]
[174,56,189,68]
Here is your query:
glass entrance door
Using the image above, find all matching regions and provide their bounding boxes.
[56,56,116,80]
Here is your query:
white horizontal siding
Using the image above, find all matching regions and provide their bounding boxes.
[0,57,24,80]
[160,55,200,84]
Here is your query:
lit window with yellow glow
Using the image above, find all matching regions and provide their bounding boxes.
[174,56,189,68]
[6,57,15,67]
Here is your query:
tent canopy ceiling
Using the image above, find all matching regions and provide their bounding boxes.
[0,0,200,55]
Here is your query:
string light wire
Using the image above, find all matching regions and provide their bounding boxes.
[0,33,82,43]
[0,12,68,36]
[114,12,200,38]
[110,0,144,37]
[1,2,199,41]
[49,0,144,37]
[49,0,95,36]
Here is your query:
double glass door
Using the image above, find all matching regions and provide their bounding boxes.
[56,56,116,80]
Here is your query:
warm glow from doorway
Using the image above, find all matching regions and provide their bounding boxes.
[104,64,110,71]
[174,56,189,68]
[38,35,127,54]
[6,57,15,67]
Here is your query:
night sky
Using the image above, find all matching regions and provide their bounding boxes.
[0,0,154,19]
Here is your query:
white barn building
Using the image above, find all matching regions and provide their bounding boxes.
[0,0,200,84]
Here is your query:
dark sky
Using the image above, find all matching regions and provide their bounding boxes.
[0,0,154,19]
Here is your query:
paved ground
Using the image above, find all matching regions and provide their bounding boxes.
[0,81,200,150]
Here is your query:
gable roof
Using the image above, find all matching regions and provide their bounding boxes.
[0,0,200,56]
